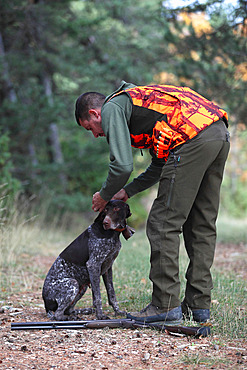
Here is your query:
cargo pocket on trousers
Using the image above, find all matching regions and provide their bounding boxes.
[157,173,176,210]
[166,173,175,208]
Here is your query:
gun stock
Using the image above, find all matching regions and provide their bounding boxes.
[133,322,210,338]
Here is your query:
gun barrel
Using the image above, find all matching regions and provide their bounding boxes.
[11,319,133,331]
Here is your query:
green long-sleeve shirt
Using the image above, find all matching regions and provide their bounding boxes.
[99,81,166,201]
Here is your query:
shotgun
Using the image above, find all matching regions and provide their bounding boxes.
[11,318,210,337]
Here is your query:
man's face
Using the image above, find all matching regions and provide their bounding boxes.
[79,109,105,138]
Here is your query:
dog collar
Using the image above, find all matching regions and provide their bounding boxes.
[115,227,126,232]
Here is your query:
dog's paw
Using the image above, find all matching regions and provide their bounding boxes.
[68,313,80,321]
[47,311,56,320]
[96,314,110,320]
[76,308,95,315]
[114,310,126,317]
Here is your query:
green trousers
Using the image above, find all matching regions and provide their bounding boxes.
[146,121,230,310]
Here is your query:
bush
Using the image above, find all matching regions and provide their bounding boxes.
[0,132,21,200]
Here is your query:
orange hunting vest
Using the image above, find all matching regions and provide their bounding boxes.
[110,85,228,161]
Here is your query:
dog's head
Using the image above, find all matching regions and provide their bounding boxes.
[95,200,134,240]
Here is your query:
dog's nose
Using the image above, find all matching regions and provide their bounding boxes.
[103,217,111,230]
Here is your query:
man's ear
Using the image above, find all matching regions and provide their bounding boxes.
[89,108,100,119]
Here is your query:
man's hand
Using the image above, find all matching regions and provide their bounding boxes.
[112,189,129,202]
[92,192,107,212]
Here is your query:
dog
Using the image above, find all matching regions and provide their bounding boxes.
[42,200,134,321]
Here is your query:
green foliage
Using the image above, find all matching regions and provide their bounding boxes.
[221,177,247,218]
[217,216,247,244]
[220,127,247,218]
[0,0,246,217]
[126,195,149,229]
[0,131,20,198]
[163,0,247,125]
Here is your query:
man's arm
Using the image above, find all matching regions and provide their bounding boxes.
[113,153,165,202]
[124,151,166,198]
[94,153,165,209]
[93,94,166,210]
[92,95,133,212]
[99,98,134,201]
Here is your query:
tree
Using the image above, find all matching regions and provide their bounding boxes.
[157,0,247,126]
[0,0,246,216]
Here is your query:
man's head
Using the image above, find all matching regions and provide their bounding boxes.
[75,92,106,138]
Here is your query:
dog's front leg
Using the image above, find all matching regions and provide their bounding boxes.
[86,261,108,320]
[103,267,126,316]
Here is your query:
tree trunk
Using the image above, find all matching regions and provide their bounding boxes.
[0,31,17,103]
[43,73,68,191]
[1,31,40,182]
[49,123,68,190]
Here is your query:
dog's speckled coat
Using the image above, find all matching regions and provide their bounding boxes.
[42,200,134,321]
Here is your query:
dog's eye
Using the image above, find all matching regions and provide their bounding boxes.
[113,207,120,212]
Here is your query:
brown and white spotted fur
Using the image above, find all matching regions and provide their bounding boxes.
[42,200,134,321]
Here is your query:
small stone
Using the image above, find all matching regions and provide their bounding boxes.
[142,352,150,361]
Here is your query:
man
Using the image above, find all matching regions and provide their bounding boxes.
[75,81,230,324]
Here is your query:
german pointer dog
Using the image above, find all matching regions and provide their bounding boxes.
[42,200,134,321]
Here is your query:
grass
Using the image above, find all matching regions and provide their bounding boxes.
[1,201,246,341]
[0,195,89,297]
[112,231,247,339]
[216,214,247,244]
[175,352,232,368]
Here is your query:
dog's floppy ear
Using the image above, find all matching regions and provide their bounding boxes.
[94,207,107,223]
[122,225,135,240]
[125,203,132,218]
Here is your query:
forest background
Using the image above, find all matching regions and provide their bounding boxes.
[1,0,247,227]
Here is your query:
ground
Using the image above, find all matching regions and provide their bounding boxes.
[0,243,246,369]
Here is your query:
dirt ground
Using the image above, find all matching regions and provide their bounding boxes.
[0,243,246,369]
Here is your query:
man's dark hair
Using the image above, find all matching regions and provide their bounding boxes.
[75,92,106,125]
